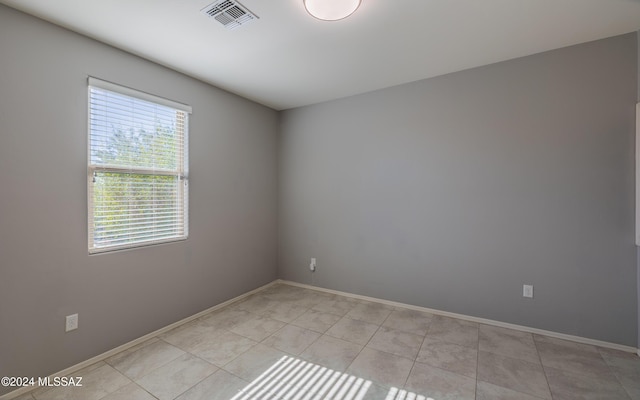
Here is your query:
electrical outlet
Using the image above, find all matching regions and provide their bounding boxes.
[523,285,534,298]
[65,314,78,332]
[310,258,316,272]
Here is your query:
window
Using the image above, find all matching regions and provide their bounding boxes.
[88,78,191,253]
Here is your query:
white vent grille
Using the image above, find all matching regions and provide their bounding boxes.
[201,0,258,30]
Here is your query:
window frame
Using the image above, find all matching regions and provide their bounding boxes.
[87,77,191,254]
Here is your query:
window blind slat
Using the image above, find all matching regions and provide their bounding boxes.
[95,225,184,238]
[88,77,192,113]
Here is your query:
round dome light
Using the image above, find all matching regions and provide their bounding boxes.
[303,0,361,21]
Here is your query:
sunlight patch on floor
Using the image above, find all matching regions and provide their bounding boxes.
[230,355,432,400]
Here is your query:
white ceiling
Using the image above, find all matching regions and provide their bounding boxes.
[2,0,640,110]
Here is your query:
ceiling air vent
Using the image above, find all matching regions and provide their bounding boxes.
[201,0,258,30]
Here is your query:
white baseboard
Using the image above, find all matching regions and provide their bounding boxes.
[279,279,639,355]
[0,280,278,400]
[3,278,637,399]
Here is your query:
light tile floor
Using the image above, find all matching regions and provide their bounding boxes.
[15,283,640,400]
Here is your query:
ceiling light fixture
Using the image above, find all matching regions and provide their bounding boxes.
[303,0,361,21]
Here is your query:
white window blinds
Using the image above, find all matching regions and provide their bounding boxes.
[88,78,190,253]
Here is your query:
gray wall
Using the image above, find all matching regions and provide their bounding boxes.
[637,30,640,351]
[0,5,278,394]
[279,33,638,346]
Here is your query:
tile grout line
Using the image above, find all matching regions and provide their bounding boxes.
[474,323,480,400]
[133,381,159,400]
[473,332,554,400]
[401,313,433,392]
[178,349,233,397]
[328,303,388,386]
[532,335,554,400]
[351,305,424,392]
[293,321,324,357]
[596,349,635,400]
[95,381,159,400]
[112,338,187,392]
[401,315,480,398]
[442,321,548,400]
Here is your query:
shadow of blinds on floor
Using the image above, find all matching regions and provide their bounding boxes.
[229,355,431,400]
